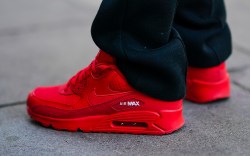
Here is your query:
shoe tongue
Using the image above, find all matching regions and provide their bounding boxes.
[95,50,115,64]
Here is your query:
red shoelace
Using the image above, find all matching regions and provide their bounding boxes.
[66,60,97,95]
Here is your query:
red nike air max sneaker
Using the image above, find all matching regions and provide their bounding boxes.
[186,63,230,103]
[27,50,184,135]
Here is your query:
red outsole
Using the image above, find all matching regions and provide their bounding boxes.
[27,107,184,135]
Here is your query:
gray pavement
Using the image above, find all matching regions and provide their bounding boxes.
[0,0,250,155]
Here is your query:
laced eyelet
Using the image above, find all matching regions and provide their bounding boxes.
[66,59,101,95]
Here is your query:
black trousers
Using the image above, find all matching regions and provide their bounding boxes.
[91,0,232,101]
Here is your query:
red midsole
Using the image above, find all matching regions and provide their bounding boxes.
[186,73,230,103]
[27,107,184,135]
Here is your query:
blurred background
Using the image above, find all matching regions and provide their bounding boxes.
[0,0,100,104]
[0,0,250,155]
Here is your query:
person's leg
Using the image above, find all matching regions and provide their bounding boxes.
[174,0,231,67]
[174,0,232,103]
[27,0,186,135]
[92,0,187,101]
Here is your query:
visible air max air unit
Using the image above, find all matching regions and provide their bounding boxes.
[186,63,230,103]
[27,50,184,135]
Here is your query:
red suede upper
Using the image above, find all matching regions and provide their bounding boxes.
[27,50,182,119]
[187,63,227,82]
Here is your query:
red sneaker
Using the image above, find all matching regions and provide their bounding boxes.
[27,50,184,135]
[186,63,230,103]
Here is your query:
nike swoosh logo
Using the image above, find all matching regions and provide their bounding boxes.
[88,89,133,106]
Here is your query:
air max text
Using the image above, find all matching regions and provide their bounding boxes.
[120,101,140,106]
